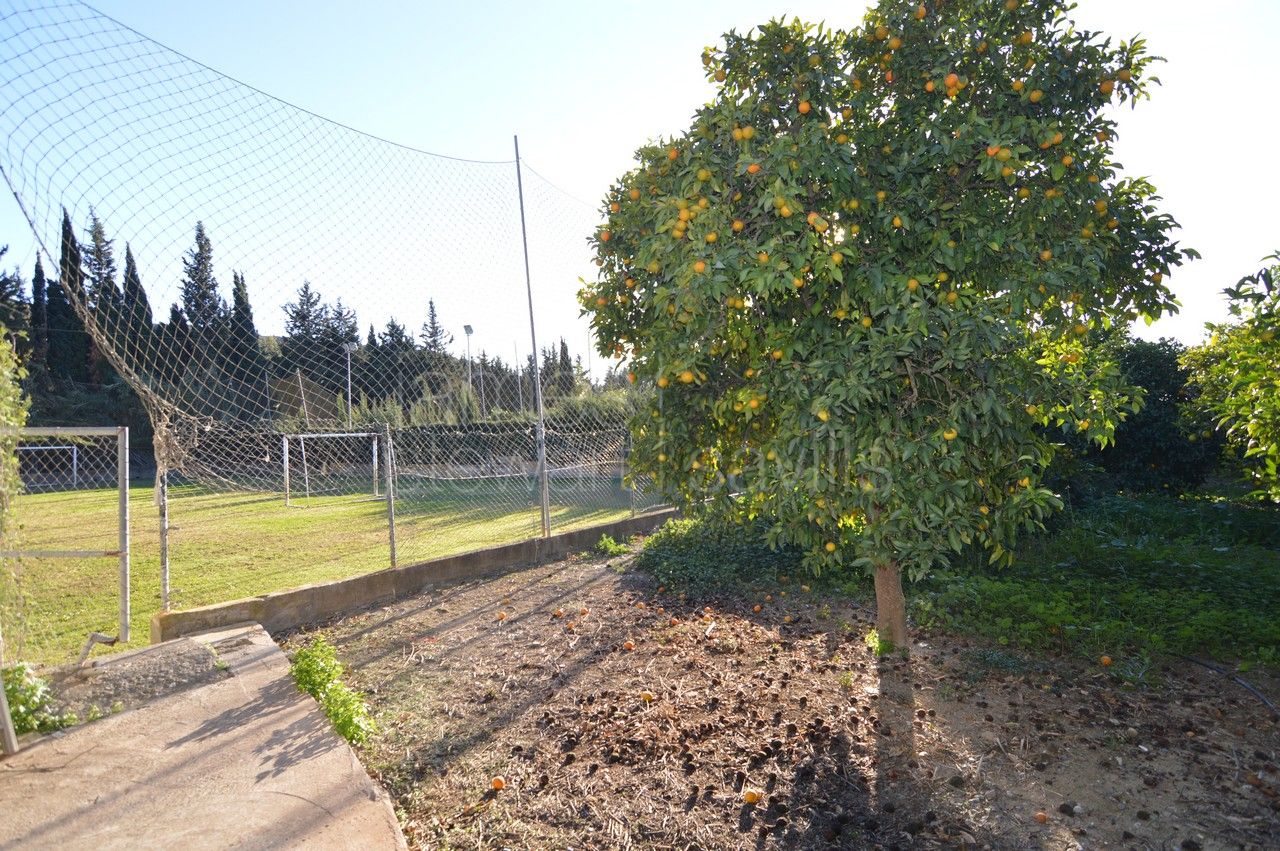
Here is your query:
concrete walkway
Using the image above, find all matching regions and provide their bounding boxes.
[0,624,405,850]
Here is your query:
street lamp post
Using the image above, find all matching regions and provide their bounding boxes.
[343,341,359,428]
[463,325,473,394]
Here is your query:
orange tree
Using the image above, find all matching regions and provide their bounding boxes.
[1184,252,1280,501]
[583,0,1195,648]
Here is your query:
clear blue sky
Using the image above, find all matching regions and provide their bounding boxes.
[3,0,1277,351]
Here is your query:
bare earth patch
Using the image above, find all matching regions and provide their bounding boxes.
[288,552,1280,849]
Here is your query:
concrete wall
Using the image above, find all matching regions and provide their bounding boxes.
[151,508,676,644]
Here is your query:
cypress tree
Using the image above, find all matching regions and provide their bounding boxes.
[30,255,48,364]
[229,271,268,420]
[48,209,91,383]
[82,211,122,385]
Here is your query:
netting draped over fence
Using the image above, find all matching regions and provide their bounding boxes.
[0,1,658,657]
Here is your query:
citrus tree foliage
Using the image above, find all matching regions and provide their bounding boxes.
[583,0,1194,591]
[1185,253,1280,500]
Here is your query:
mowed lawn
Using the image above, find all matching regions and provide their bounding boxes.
[6,479,636,664]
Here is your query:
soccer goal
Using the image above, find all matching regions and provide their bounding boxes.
[282,431,382,506]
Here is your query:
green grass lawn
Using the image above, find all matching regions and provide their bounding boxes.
[5,479,637,665]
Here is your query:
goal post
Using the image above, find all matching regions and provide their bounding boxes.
[282,431,381,506]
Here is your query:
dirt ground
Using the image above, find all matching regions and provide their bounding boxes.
[290,550,1280,850]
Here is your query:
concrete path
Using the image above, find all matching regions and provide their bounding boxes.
[0,624,405,850]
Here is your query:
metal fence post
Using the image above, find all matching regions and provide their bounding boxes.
[158,470,170,611]
[282,435,291,506]
[514,135,551,537]
[0,621,17,754]
[117,426,130,643]
[383,423,397,567]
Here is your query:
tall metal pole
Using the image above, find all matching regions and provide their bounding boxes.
[383,423,397,567]
[346,347,354,429]
[514,136,551,537]
[116,427,130,642]
[515,342,524,412]
[159,470,170,611]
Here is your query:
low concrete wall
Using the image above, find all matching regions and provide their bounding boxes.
[151,508,677,644]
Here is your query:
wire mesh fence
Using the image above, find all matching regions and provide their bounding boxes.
[0,2,663,661]
[2,428,131,663]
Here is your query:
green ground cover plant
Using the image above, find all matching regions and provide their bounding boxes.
[290,635,375,745]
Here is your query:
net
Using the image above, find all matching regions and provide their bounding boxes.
[0,1,661,656]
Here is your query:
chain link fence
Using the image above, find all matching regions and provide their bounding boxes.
[0,2,663,661]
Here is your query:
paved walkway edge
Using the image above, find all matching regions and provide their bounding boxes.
[0,623,406,850]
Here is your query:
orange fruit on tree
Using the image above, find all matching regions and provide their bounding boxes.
[679,369,695,383]
[907,278,919,291]
[667,147,679,161]
[945,72,959,88]
[1029,89,1044,103]
[925,80,935,93]
[1099,79,1115,95]
[1012,79,1025,92]
[943,428,958,441]
[798,100,811,114]
[629,188,641,201]
[693,260,706,273]
[986,145,1000,157]
[824,541,837,553]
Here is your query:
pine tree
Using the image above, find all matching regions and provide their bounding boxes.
[82,210,122,321]
[121,245,153,332]
[82,211,123,385]
[30,255,48,364]
[48,209,91,382]
[420,298,452,354]
[180,221,223,338]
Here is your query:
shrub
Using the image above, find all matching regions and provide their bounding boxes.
[289,636,375,745]
[2,663,75,734]
[634,515,802,592]
[594,534,629,557]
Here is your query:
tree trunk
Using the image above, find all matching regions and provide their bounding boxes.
[873,562,909,652]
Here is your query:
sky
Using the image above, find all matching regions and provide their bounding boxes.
[2,0,1278,362]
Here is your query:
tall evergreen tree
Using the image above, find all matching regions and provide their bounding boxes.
[0,247,29,353]
[30,255,48,364]
[82,211,122,385]
[180,221,223,338]
[48,209,91,382]
[420,299,452,354]
[229,271,268,421]
[557,337,575,395]
[82,210,122,320]
[121,245,153,332]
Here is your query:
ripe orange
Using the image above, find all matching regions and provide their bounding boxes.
[491,776,506,791]
[496,611,508,622]
[1061,155,1074,167]
[693,260,706,274]
[888,36,902,50]
[743,789,764,805]
[945,72,959,88]
[798,100,811,114]
[732,219,744,232]
[600,230,611,242]
[1150,272,1163,284]
[915,4,926,20]
[656,376,669,389]
[831,251,843,265]
[629,188,641,201]
[753,604,762,613]
[943,428,958,441]
[1012,80,1025,92]
[861,316,873,328]
[623,640,635,651]
[907,278,919,292]
[640,691,655,703]
[824,541,837,553]
[986,145,1000,157]
[1029,89,1044,103]
[1034,811,1048,824]
[668,147,679,161]
[1100,655,1112,667]
[1099,79,1115,96]
[553,608,564,618]
[679,369,695,383]
[1040,249,1053,261]
[892,216,902,228]
[925,80,935,93]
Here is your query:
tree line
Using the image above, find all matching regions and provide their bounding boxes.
[0,212,632,436]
